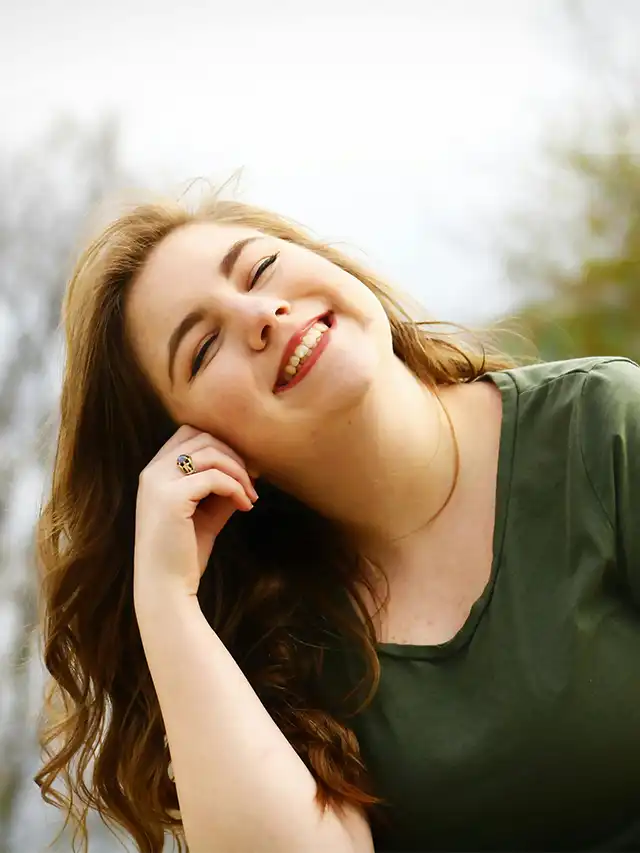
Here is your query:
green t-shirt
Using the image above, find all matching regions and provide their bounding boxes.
[320,357,640,852]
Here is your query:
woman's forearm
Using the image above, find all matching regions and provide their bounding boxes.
[134,581,360,853]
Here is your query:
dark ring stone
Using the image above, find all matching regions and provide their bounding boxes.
[176,453,195,474]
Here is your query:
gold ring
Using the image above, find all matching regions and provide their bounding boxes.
[176,453,196,475]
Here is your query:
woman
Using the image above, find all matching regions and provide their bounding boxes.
[35,192,640,853]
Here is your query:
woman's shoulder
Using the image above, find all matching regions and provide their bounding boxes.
[485,355,640,517]
[571,356,640,516]
[567,356,640,600]
[484,356,640,441]
[487,354,640,398]
[488,356,640,597]
[497,355,640,552]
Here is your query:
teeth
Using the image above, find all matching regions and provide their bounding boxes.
[278,320,330,387]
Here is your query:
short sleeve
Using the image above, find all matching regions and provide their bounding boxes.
[579,358,640,603]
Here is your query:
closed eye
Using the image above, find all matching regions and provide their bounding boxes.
[190,253,279,379]
[190,334,217,378]
[250,253,279,288]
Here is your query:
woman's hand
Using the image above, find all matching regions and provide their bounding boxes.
[133,425,259,598]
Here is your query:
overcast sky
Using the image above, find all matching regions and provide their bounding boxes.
[1,0,595,323]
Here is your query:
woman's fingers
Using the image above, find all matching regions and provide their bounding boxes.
[175,433,249,475]
[181,446,259,503]
[147,428,258,503]
[175,467,254,512]
[154,429,253,482]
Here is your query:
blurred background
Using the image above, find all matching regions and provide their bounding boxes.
[1,0,639,849]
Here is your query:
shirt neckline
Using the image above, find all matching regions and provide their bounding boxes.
[374,369,519,660]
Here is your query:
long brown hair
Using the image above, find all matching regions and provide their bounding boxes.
[35,191,517,852]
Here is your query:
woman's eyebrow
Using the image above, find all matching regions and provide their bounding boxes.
[219,236,261,279]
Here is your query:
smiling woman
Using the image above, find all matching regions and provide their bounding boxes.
[33,190,640,853]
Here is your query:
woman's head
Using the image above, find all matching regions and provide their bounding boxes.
[36,191,516,852]
[124,216,395,483]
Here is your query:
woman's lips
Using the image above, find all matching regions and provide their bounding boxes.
[274,314,334,394]
[275,312,331,383]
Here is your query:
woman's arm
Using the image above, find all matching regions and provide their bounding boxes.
[135,580,373,853]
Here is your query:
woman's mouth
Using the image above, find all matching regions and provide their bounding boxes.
[274,313,334,393]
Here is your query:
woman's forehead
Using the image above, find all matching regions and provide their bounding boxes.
[146,222,263,275]
[128,223,262,304]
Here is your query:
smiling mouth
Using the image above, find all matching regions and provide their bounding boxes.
[274,312,334,393]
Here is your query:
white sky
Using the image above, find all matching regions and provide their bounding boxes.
[0,0,591,323]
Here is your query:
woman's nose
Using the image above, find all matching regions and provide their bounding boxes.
[242,298,290,350]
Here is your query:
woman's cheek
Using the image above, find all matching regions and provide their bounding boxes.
[201,362,258,427]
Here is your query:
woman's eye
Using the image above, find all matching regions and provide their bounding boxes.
[189,253,278,379]
[249,252,279,289]
[190,334,217,378]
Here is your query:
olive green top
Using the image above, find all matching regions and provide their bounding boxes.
[320,357,640,852]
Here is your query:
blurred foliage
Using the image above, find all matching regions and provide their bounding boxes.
[507,122,640,362]
[0,116,130,852]
[503,0,640,364]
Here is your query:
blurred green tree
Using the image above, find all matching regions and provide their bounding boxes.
[502,0,640,363]
[507,127,640,361]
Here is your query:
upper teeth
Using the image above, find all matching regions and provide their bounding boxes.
[282,321,329,379]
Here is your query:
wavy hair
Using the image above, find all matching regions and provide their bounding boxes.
[34,191,517,852]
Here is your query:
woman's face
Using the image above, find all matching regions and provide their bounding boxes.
[125,221,393,477]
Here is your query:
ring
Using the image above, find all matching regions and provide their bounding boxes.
[176,453,196,475]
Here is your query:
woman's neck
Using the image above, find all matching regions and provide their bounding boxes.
[275,359,465,564]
